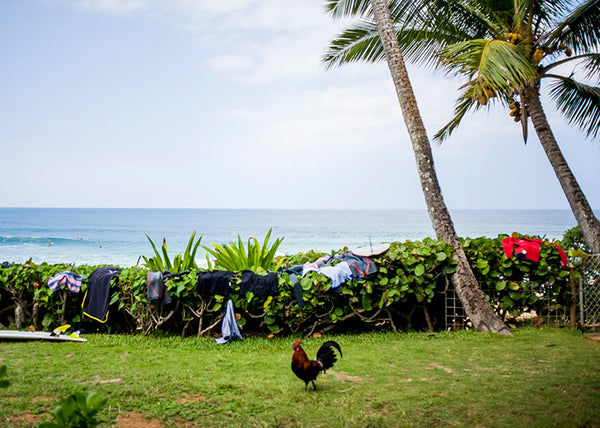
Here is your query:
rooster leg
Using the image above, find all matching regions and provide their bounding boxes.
[311,380,317,391]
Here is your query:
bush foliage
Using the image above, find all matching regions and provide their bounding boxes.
[0,233,576,337]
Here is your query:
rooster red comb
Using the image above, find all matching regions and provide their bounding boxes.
[292,340,301,349]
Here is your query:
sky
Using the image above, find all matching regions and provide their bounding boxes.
[1,0,598,210]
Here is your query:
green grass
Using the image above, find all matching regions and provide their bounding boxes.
[1,328,599,427]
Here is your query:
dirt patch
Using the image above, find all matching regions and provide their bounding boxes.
[472,365,493,371]
[6,412,45,425]
[585,333,600,342]
[82,374,124,385]
[30,396,53,403]
[176,394,207,404]
[116,412,162,428]
[426,363,454,374]
[419,376,437,381]
[329,370,363,383]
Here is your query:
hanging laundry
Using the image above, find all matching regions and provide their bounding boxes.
[298,253,378,292]
[501,237,567,268]
[289,273,305,307]
[280,265,305,307]
[239,270,279,296]
[47,271,84,293]
[329,253,378,278]
[197,271,234,297]
[215,299,243,344]
[82,266,122,323]
[318,262,353,291]
[301,256,330,276]
[147,271,172,304]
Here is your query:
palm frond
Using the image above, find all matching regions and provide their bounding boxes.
[548,77,600,139]
[397,29,459,67]
[325,0,371,19]
[324,20,485,71]
[544,52,600,81]
[546,0,600,52]
[434,93,479,142]
[439,39,537,90]
[429,0,501,38]
[580,52,600,82]
[323,22,384,68]
[513,0,532,34]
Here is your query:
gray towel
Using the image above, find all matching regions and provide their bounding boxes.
[215,299,243,344]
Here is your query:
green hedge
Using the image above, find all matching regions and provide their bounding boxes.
[0,235,574,337]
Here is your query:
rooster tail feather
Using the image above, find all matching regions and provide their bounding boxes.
[316,340,342,371]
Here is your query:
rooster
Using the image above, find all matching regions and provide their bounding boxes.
[291,340,343,391]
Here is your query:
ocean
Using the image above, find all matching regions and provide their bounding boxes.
[0,208,579,267]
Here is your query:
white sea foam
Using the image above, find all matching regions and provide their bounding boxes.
[0,208,582,266]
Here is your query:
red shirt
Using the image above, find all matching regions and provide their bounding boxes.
[502,237,567,268]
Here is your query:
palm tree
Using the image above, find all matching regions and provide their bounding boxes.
[324,0,600,253]
[325,0,512,334]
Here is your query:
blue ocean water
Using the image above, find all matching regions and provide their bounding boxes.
[0,208,579,267]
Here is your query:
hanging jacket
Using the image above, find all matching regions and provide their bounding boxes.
[147,271,172,304]
[82,266,122,323]
[280,265,305,307]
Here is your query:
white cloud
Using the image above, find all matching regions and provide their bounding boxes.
[74,0,147,14]
[4,0,598,209]
[166,0,327,32]
[214,78,406,151]
[206,55,254,72]
[68,0,340,83]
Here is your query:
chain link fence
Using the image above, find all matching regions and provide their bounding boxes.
[444,255,600,331]
[580,255,600,327]
[444,282,571,330]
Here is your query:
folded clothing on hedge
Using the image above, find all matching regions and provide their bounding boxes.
[331,253,378,277]
[147,271,172,304]
[83,266,122,323]
[501,237,567,268]
[298,253,377,291]
[197,270,235,296]
[47,271,84,293]
[239,270,279,296]
[318,262,353,291]
[301,255,330,276]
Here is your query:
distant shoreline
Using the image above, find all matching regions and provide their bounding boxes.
[0,208,582,267]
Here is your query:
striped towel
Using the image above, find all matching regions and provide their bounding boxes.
[47,271,84,293]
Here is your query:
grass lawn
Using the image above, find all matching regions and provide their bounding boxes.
[1,327,599,427]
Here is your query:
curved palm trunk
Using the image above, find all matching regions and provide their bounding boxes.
[525,86,600,254]
[370,0,511,334]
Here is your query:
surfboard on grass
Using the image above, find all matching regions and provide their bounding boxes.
[0,330,86,342]
[351,242,391,257]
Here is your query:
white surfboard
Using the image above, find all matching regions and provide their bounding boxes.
[351,242,391,257]
[0,330,86,342]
